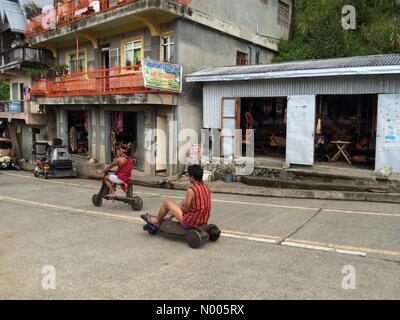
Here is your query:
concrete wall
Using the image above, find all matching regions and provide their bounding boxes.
[175,18,274,142]
[190,0,293,41]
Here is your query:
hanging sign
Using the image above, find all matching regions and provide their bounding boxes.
[142,59,183,93]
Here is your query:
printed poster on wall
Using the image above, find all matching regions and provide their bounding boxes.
[384,117,400,147]
[142,59,183,93]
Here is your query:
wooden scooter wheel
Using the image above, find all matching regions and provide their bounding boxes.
[92,194,102,207]
[185,230,202,249]
[131,196,143,211]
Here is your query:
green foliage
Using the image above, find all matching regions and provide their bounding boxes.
[274,0,400,62]
[22,1,42,20]
[0,79,10,101]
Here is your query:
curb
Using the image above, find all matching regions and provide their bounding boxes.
[169,181,400,203]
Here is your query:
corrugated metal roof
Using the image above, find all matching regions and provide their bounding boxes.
[187,54,400,82]
[0,0,27,33]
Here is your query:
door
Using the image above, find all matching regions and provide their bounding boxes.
[376,94,400,173]
[221,98,240,157]
[101,46,110,91]
[136,112,145,171]
[156,116,167,172]
[286,95,316,165]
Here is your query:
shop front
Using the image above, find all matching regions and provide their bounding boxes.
[187,54,400,173]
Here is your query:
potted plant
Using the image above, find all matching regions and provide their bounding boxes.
[23,1,43,20]
[59,63,69,75]
[221,163,235,183]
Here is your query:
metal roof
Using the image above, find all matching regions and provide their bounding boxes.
[187,54,400,82]
[0,0,27,33]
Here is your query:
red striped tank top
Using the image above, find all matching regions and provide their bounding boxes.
[182,182,211,228]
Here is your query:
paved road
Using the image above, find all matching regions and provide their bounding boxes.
[0,171,399,299]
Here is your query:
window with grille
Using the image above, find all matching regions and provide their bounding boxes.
[278,1,290,29]
[162,36,175,63]
[236,51,249,66]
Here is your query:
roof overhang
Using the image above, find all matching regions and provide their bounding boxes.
[187,65,400,83]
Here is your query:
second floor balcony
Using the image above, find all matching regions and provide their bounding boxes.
[25,0,192,38]
[0,100,48,125]
[0,47,54,72]
[31,65,163,97]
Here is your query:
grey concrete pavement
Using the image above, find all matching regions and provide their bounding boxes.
[0,171,399,299]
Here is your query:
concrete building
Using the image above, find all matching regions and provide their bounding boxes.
[187,54,400,174]
[23,0,293,176]
[0,0,54,162]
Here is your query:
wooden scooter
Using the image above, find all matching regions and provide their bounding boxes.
[92,175,143,211]
[143,218,221,249]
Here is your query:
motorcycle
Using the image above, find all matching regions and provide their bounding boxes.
[33,154,50,179]
[0,154,20,170]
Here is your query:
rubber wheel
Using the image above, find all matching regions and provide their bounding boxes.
[92,194,102,207]
[33,171,39,177]
[131,196,143,211]
[208,224,221,242]
[143,224,157,235]
[186,230,202,249]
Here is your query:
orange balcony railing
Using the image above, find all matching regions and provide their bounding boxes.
[25,0,193,38]
[31,65,165,97]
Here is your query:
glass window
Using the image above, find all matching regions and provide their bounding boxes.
[162,36,175,62]
[236,51,249,66]
[109,48,119,68]
[124,40,142,68]
[278,1,290,28]
[69,52,86,73]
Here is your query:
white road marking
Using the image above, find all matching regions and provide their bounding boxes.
[222,233,279,244]
[3,172,400,218]
[282,241,367,257]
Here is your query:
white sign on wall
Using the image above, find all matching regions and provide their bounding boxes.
[286,95,316,166]
[376,94,400,173]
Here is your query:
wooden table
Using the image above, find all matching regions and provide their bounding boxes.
[330,140,352,165]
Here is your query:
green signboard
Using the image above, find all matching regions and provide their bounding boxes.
[142,59,183,93]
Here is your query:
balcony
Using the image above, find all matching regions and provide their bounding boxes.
[25,0,192,38]
[0,47,54,72]
[31,65,162,97]
[0,101,48,125]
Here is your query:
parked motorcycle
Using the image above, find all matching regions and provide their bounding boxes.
[0,154,20,170]
[33,154,50,179]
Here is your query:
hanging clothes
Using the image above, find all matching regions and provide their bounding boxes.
[116,112,124,133]
[111,112,124,134]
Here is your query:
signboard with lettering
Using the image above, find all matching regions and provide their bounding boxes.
[142,59,183,93]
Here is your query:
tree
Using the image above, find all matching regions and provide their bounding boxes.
[274,0,400,62]
[0,79,9,101]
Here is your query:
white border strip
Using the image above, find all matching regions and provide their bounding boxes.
[222,233,278,244]
[282,241,366,257]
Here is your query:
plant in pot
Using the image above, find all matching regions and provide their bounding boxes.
[23,1,43,20]
[59,63,69,75]
[221,163,235,183]
[28,68,44,80]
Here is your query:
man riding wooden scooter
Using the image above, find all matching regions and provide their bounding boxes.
[92,144,143,211]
